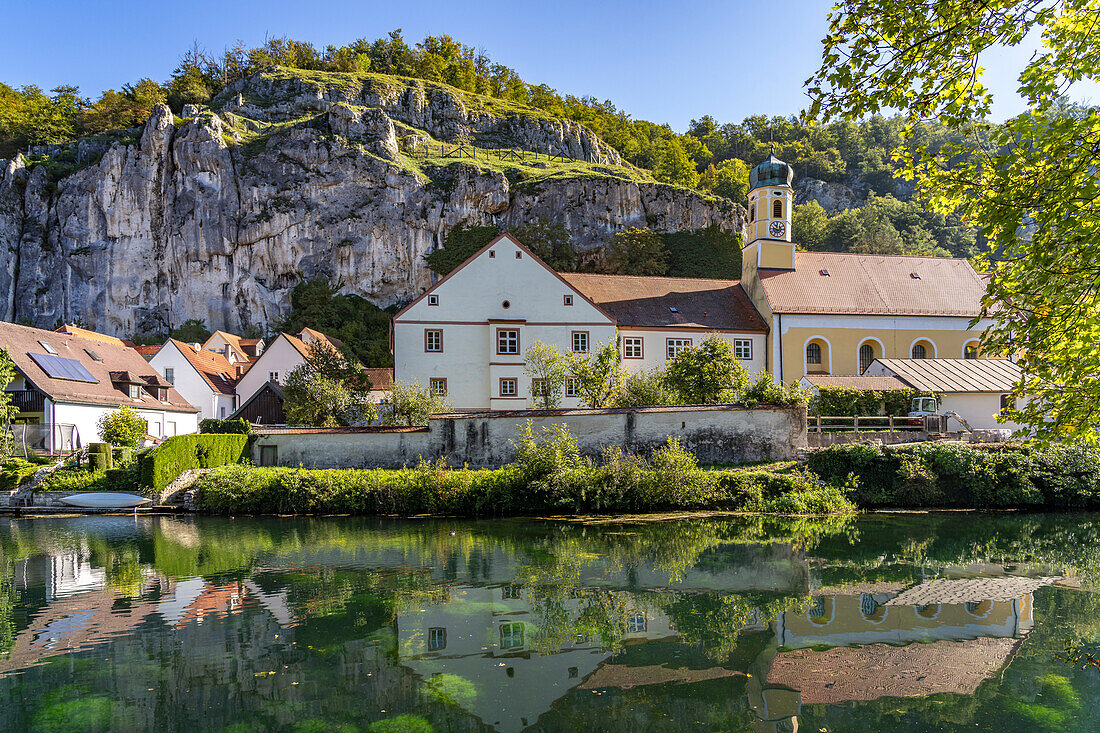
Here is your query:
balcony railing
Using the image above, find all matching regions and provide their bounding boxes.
[7,389,45,413]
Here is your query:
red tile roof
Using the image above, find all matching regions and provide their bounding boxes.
[560,273,768,332]
[758,252,987,316]
[364,368,393,391]
[167,339,238,395]
[0,320,197,412]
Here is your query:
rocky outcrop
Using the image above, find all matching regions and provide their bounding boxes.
[0,79,742,337]
[795,175,916,215]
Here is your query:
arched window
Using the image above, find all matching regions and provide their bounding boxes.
[965,343,978,359]
[806,342,822,365]
[859,343,875,374]
[773,199,783,219]
[749,204,754,222]
[911,344,927,359]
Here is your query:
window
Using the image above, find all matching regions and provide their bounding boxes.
[219,406,226,418]
[749,199,755,222]
[563,294,573,306]
[1000,394,1014,415]
[568,667,578,679]
[623,337,643,359]
[859,344,875,374]
[500,622,524,649]
[489,250,496,258]
[773,199,783,218]
[428,627,447,651]
[429,378,447,396]
[515,251,522,259]
[38,340,57,355]
[531,379,548,397]
[806,342,822,365]
[734,339,752,360]
[269,371,280,383]
[166,421,177,437]
[164,367,174,384]
[565,377,579,398]
[84,348,102,362]
[428,294,438,306]
[128,384,142,399]
[497,329,519,355]
[911,344,927,359]
[626,612,647,633]
[425,329,443,353]
[499,378,518,397]
[666,338,692,360]
[502,585,522,600]
[571,331,589,353]
[965,343,979,359]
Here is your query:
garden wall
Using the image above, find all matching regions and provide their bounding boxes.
[251,404,807,469]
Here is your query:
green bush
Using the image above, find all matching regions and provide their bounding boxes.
[809,387,934,416]
[199,418,251,435]
[39,468,107,492]
[806,442,1098,508]
[140,434,250,492]
[0,458,40,489]
[88,452,109,473]
[88,442,114,470]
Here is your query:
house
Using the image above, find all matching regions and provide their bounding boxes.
[231,366,393,425]
[392,233,768,409]
[202,330,264,368]
[738,152,994,380]
[148,339,239,421]
[863,358,1023,430]
[0,320,199,452]
[233,327,345,409]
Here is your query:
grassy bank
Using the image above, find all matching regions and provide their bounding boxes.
[196,431,853,516]
[808,442,1100,508]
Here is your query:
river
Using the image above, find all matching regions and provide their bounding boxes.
[1,512,1099,732]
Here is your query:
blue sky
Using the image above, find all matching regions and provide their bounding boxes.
[2,0,1091,131]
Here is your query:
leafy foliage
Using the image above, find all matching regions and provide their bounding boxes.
[809,386,934,416]
[602,228,668,276]
[283,342,377,427]
[97,406,147,448]
[139,433,250,493]
[664,335,749,404]
[278,278,395,367]
[807,0,1100,441]
[381,380,451,427]
[0,350,18,461]
[199,418,251,434]
[423,224,500,276]
[524,341,569,409]
[565,337,624,408]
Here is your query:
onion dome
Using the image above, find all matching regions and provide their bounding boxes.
[749,151,794,190]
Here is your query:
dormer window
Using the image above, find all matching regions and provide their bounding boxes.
[128,384,142,399]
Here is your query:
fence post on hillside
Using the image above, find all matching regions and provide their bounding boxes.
[853,416,860,433]
[888,415,895,432]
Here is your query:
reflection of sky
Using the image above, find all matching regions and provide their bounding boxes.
[32,611,93,649]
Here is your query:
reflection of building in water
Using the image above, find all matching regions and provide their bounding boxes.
[748,573,1057,732]
[397,584,677,733]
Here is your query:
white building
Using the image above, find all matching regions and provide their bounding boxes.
[202,330,264,367]
[1,321,200,452]
[233,328,344,407]
[149,339,239,421]
[393,233,768,410]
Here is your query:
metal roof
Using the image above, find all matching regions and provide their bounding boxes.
[872,358,1021,393]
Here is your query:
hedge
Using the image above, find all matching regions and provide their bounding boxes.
[199,418,251,435]
[809,387,935,417]
[141,434,250,493]
[806,442,1100,508]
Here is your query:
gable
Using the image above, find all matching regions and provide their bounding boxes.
[395,233,614,325]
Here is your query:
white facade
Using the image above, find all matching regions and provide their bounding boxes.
[234,334,308,405]
[149,341,237,421]
[618,326,766,376]
[43,399,199,451]
[394,234,768,410]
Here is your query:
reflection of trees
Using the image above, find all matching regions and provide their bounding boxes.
[0,555,15,656]
[656,591,808,663]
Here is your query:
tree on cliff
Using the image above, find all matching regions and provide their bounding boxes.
[807,0,1100,441]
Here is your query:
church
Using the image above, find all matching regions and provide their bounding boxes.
[739,152,991,381]
[392,154,993,409]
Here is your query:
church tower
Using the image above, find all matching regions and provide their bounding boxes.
[743,150,795,271]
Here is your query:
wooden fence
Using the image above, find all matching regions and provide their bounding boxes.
[809,415,924,433]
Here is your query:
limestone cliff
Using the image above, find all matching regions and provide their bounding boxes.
[0,69,742,337]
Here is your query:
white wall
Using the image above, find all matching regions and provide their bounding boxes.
[235,335,307,405]
[49,400,198,449]
[939,393,1021,432]
[150,342,220,421]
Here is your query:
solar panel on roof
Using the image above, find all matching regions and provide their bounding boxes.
[28,352,99,383]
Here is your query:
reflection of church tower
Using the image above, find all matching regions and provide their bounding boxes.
[743,150,795,271]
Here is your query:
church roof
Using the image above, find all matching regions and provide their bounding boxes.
[560,273,768,332]
[757,251,987,316]
[749,152,794,190]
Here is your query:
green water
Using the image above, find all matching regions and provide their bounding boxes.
[1,513,1100,732]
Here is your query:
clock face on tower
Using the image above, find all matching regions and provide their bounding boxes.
[769,220,786,238]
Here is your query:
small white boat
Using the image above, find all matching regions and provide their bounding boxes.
[59,493,153,509]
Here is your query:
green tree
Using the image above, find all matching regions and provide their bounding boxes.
[807,0,1099,440]
[604,228,668,276]
[511,219,575,270]
[170,318,211,344]
[423,224,500,276]
[614,367,682,407]
[382,380,451,426]
[698,159,750,204]
[524,341,568,409]
[97,405,147,447]
[654,137,699,188]
[792,201,830,251]
[279,278,395,367]
[564,336,623,408]
[664,334,749,404]
[283,342,377,426]
[0,350,19,461]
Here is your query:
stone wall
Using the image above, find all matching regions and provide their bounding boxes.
[251,404,807,469]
